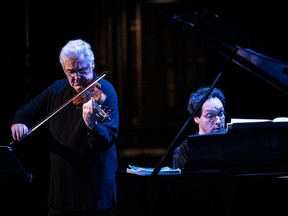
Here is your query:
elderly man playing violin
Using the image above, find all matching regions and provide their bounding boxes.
[10,39,119,216]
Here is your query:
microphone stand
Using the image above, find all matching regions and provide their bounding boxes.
[151,72,222,176]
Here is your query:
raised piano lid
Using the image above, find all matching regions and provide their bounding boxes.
[171,10,288,95]
[236,47,288,96]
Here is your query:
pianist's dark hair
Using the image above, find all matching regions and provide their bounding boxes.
[187,87,226,116]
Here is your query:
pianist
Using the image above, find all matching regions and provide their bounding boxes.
[173,86,227,169]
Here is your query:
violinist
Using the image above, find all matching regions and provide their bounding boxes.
[10,39,119,216]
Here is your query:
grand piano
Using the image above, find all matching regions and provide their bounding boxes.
[114,10,288,216]
[115,123,288,215]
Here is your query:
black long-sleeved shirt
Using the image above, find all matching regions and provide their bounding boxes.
[11,74,119,213]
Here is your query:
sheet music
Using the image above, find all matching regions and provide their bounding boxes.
[227,117,288,131]
[126,165,181,176]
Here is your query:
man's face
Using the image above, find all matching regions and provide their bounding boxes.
[63,58,94,92]
[194,97,225,135]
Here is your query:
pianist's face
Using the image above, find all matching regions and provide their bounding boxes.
[194,97,226,135]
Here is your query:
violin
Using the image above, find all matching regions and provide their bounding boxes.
[73,82,111,122]
[73,82,102,107]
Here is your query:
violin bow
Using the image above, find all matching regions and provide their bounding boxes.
[10,71,109,145]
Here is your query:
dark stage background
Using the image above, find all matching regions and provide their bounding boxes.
[1,0,287,214]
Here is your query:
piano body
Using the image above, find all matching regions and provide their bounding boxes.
[114,10,288,216]
[184,121,288,175]
[115,123,288,215]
